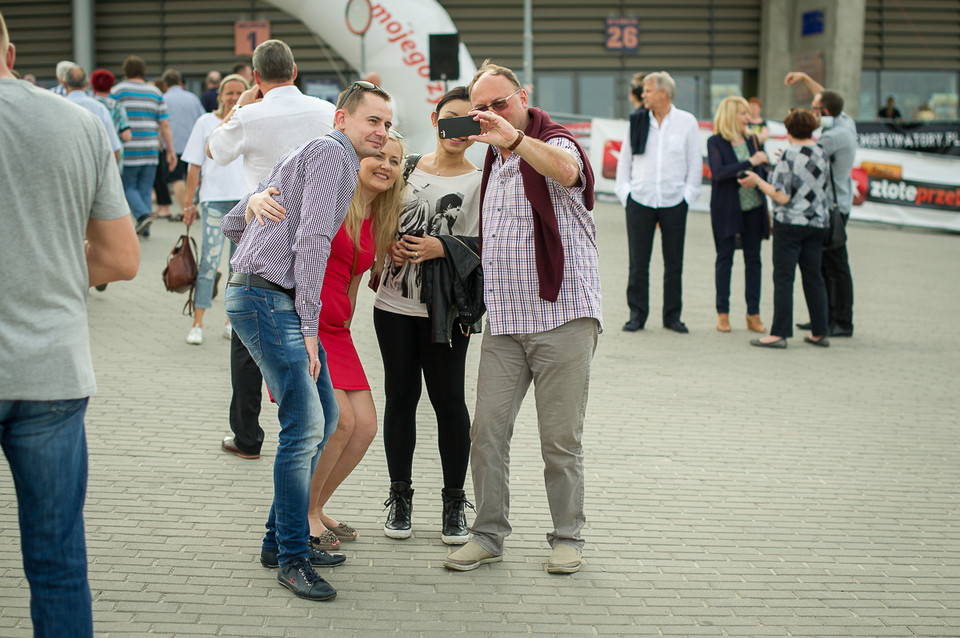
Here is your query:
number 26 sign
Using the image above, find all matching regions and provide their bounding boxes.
[606,17,639,53]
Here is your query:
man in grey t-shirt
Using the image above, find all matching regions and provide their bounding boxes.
[0,12,140,637]
[785,71,858,337]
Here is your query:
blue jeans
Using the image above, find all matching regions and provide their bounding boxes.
[0,398,92,638]
[224,284,339,566]
[194,200,238,310]
[121,163,157,221]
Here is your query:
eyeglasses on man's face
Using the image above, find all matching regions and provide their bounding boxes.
[338,80,379,108]
[473,87,522,113]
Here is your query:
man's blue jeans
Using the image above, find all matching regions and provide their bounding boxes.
[224,284,338,566]
[120,163,156,221]
[0,398,93,638]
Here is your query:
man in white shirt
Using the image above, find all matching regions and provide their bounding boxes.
[615,71,701,333]
[206,39,336,461]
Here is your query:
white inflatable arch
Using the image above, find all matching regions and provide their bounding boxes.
[269,0,478,154]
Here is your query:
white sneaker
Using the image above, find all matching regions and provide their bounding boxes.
[186,326,203,345]
[222,323,232,340]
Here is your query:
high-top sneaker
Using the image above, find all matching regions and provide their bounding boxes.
[441,488,474,545]
[383,481,414,539]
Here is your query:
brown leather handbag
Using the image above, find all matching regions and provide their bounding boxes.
[162,230,198,294]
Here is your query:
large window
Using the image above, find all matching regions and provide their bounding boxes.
[534,73,575,116]
[535,70,746,121]
[579,73,618,119]
[860,70,958,121]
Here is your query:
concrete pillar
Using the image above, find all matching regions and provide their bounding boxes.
[830,0,866,114]
[73,0,95,72]
[758,0,866,120]
[758,0,793,122]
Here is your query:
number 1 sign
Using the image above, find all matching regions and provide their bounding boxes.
[235,21,271,57]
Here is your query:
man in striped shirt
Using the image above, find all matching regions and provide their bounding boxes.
[442,62,601,575]
[222,81,393,601]
[111,55,176,237]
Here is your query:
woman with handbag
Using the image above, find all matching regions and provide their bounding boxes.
[706,96,770,334]
[245,131,406,549]
[373,86,482,545]
[180,73,249,344]
[739,108,831,349]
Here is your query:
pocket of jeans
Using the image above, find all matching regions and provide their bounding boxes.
[47,397,90,416]
[226,310,262,361]
[271,294,296,313]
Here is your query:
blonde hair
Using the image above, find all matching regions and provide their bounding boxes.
[0,11,8,54]
[714,96,752,143]
[214,73,251,118]
[343,135,406,274]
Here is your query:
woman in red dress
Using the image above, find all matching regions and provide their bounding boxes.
[248,132,405,549]
[307,132,406,548]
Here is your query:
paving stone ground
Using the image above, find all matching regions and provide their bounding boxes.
[1,200,958,637]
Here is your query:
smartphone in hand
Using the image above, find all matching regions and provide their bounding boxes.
[437,115,481,139]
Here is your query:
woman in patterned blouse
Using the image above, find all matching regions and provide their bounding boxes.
[738,108,831,349]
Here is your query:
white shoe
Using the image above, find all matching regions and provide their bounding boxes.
[186,326,203,345]
[222,323,232,340]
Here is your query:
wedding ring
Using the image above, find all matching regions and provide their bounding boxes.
[415,251,420,258]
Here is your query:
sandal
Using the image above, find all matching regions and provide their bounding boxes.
[308,529,340,550]
[330,522,357,542]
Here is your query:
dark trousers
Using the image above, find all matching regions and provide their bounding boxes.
[625,197,687,326]
[229,330,264,454]
[771,222,829,339]
[822,214,854,330]
[373,308,471,490]
[715,207,763,315]
[153,159,171,207]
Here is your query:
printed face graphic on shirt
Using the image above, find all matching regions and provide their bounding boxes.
[383,184,466,300]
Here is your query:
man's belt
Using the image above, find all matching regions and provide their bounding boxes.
[227,272,295,298]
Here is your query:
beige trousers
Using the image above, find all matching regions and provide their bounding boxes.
[468,317,599,554]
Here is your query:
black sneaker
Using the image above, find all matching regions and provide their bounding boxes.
[134,215,152,236]
[277,557,336,601]
[383,481,413,539]
[260,545,346,569]
[441,488,475,545]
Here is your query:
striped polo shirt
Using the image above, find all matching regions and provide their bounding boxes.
[111,79,169,167]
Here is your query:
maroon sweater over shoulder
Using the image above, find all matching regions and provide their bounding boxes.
[479,107,595,302]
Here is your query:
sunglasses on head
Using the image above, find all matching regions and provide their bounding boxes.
[473,87,522,113]
[337,80,380,108]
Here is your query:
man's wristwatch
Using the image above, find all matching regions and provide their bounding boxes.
[507,130,524,152]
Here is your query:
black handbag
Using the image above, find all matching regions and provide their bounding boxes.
[823,160,847,251]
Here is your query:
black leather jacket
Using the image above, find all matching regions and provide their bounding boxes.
[420,235,485,345]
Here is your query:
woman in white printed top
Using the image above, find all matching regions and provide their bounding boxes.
[373,86,482,545]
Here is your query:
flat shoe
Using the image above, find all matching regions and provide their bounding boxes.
[804,336,831,348]
[442,541,502,571]
[750,338,786,349]
[309,529,340,550]
[330,522,357,541]
[546,544,583,574]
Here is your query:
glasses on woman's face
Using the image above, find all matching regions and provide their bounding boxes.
[337,80,379,108]
[473,87,522,113]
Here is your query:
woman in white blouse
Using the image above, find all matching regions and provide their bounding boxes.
[180,74,249,345]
